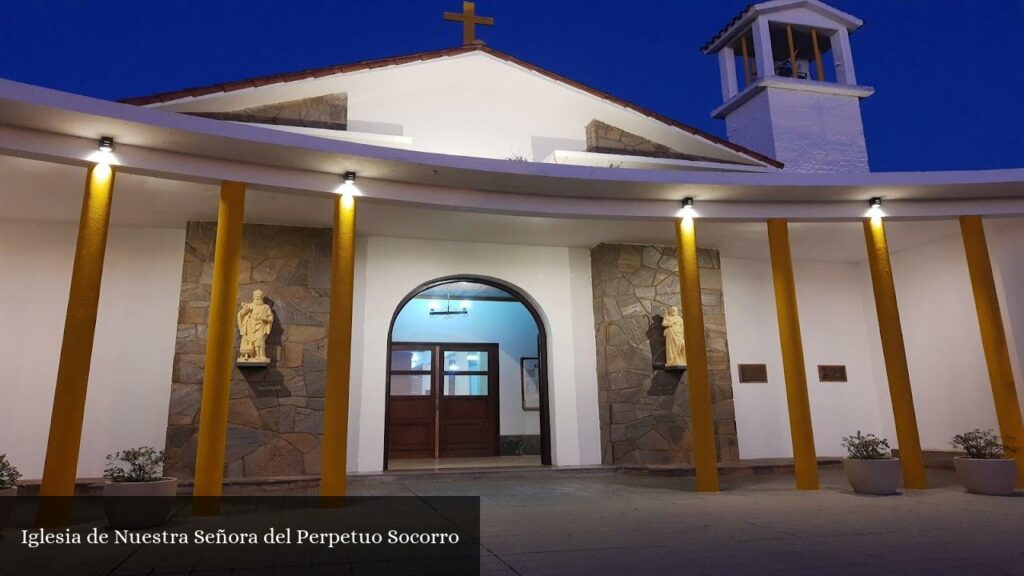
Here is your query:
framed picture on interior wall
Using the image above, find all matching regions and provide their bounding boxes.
[521,357,541,411]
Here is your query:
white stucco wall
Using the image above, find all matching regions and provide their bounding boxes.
[392,299,541,437]
[722,256,884,458]
[864,221,1024,451]
[0,221,184,479]
[725,88,869,173]
[722,220,1024,460]
[157,52,761,167]
[351,236,601,472]
[989,219,1024,398]
[724,91,777,162]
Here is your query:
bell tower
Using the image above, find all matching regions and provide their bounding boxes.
[702,0,874,173]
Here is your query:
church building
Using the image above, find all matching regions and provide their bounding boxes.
[1,0,1022,497]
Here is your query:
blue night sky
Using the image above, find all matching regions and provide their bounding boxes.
[1,1,1021,172]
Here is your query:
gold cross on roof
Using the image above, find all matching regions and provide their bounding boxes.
[444,1,494,46]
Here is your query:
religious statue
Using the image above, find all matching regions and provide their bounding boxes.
[662,306,687,368]
[237,290,274,364]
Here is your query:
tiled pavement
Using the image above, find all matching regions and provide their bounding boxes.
[5,466,1021,575]
[349,466,1023,576]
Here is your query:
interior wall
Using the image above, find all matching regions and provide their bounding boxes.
[721,256,884,459]
[391,299,540,436]
[353,236,600,472]
[0,221,184,479]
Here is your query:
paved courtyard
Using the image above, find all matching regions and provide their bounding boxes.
[352,466,1024,576]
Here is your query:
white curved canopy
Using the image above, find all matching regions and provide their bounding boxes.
[0,78,1021,221]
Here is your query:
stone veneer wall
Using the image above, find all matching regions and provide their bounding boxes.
[189,93,348,131]
[166,222,333,479]
[591,243,738,466]
[585,119,716,162]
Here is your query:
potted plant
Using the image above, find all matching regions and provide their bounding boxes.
[0,454,20,530]
[951,429,1018,496]
[841,431,901,495]
[103,447,178,528]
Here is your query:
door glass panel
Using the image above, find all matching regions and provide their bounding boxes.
[391,349,432,371]
[443,351,488,372]
[390,374,431,396]
[443,375,488,396]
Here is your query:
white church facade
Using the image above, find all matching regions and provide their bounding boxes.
[1,0,1022,496]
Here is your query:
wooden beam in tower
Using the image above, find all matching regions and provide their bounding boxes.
[811,28,825,81]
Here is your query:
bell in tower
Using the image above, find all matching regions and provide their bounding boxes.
[702,0,874,173]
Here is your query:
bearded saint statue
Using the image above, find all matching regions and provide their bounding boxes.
[237,290,274,363]
[662,306,687,368]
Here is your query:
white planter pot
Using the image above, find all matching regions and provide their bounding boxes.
[0,486,16,530]
[954,458,1018,496]
[843,458,901,495]
[103,478,178,529]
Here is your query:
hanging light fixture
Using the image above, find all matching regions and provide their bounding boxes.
[428,288,470,316]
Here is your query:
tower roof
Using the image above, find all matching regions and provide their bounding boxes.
[702,0,863,54]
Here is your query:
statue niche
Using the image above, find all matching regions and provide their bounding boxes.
[662,306,687,369]
[647,303,688,379]
[644,305,688,397]
[237,289,274,367]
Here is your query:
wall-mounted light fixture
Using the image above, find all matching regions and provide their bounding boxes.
[867,196,885,221]
[678,196,697,218]
[98,136,114,153]
[335,171,361,197]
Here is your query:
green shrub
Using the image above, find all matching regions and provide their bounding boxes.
[104,447,165,482]
[0,454,21,489]
[841,431,892,459]
[951,429,1013,459]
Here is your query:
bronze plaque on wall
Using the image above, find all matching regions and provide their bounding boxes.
[737,364,768,383]
[818,365,848,382]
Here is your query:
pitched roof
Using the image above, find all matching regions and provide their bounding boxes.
[120,44,783,169]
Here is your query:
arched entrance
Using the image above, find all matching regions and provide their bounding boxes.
[383,275,551,470]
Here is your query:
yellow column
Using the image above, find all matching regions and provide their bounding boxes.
[675,215,719,492]
[766,219,819,490]
[960,216,1024,486]
[321,192,357,498]
[863,216,928,489]
[39,163,116,497]
[193,182,246,505]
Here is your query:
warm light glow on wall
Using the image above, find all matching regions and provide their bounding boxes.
[340,188,357,208]
[91,162,113,182]
[335,181,362,197]
[681,211,696,233]
[85,150,119,166]
[88,162,115,202]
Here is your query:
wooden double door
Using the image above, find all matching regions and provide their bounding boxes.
[387,343,499,459]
